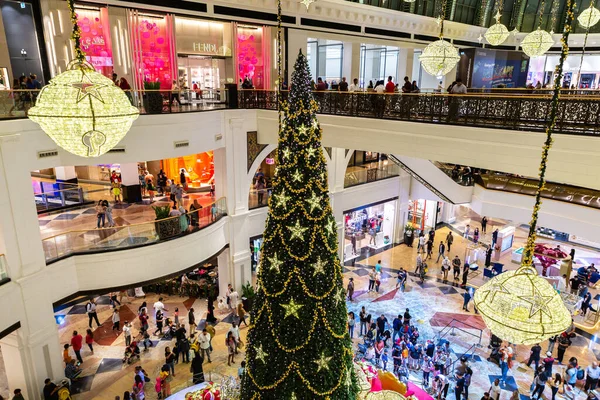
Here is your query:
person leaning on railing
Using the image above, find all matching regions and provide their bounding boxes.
[448,78,467,121]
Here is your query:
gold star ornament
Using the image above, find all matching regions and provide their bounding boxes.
[312,257,327,276]
[313,352,333,372]
[281,298,304,319]
[288,221,308,240]
[292,169,303,182]
[306,192,321,212]
[274,189,291,209]
[255,345,268,363]
[268,253,284,273]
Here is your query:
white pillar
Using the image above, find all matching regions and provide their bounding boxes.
[119,162,141,203]
[54,166,77,183]
[0,137,45,279]
[342,42,353,81]
[350,44,361,83]
[217,248,232,297]
[0,332,34,399]
[397,171,412,243]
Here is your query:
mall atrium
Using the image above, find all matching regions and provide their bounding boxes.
[1,0,600,398]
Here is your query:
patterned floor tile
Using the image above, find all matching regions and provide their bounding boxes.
[353,268,370,277]
[96,358,124,374]
[70,375,95,394]
[438,286,459,295]
[54,213,79,220]
[38,220,51,226]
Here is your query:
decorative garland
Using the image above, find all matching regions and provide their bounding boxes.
[521,0,576,269]
[66,0,86,63]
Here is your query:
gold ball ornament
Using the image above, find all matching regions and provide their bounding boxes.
[28,61,139,157]
[473,267,571,345]
[419,39,461,77]
[578,4,600,28]
[521,28,555,57]
[485,22,510,46]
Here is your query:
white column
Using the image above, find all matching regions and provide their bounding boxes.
[328,148,350,261]
[217,248,232,297]
[39,0,72,76]
[350,44,361,83]
[0,332,34,399]
[342,42,353,81]
[120,162,139,186]
[0,137,45,279]
[54,166,77,182]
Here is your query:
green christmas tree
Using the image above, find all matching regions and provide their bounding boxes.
[240,51,359,400]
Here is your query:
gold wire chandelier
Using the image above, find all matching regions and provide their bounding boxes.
[578,2,600,28]
[28,0,138,157]
[485,10,510,46]
[419,2,460,77]
[521,28,555,57]
[474,0,576,345]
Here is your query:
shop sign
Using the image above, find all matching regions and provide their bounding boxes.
[86,56,113,68]
[191,42,231,56]
[265,158,275,165]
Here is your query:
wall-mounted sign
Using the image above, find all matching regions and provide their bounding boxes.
[190,43,231,56]
[265,158,275,165]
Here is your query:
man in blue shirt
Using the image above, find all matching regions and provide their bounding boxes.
[392,315,402,343]
[375,260,382,273]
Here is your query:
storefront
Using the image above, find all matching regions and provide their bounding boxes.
[343,198,397,261]
[75,5,114,77]
[527,53,600,88]
[160,151,214,189]
[250,235,263,274]
[457,48,529,89]
[175,17,233,94]
[0,0,46,84]
[235,24,271,89]
[407,199,443,233]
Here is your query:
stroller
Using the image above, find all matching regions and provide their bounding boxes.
[163,323,177,340]
[487,334,503,365]
[123,342,141,364]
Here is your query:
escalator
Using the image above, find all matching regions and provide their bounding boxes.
[389,155,474,204]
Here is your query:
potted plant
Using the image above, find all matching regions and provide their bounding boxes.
[143,80,163,114]
[152,205,181,240]
[404,222,417,247]
[241,281,256,312]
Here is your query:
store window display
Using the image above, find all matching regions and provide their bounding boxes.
[75,6,114,77]
[343,200,397,261]
[161,152,214,190]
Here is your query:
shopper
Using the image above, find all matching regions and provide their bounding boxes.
[347,278,355,301]
[85,329,94,354]
[359,306,370,337]
[436,241,446,263]
[446,231,454,252]
[71,331,84,364]
[164,346,176,376]
[95,200,106,228]
[452,256,461,280]
[226,331,236,366]
[368,267,376,292]
[198,328,212,363]
[481,216,488,233]
[527,343,542,371]
[549,373,562,400]
[585,362,600,391]
[531,367,548,400]
[557,332,570,364]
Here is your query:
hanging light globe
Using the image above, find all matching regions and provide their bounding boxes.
[28,60,139,158]
[521,28,555,57]
[485,22,510,46]
[578,4,600,28]
[473,266,571,345]
[419,39,461,77]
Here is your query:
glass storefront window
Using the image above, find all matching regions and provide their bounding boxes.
[359,44,399,87]
[75,6,114,77]
[237,25,266,89]
[161,151,214,189]
[343,200,397,261]
[135,15,173,89]
[527,53,600,88]
[306,39,343,85]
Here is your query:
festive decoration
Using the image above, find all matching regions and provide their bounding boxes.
[220,376,241,400]
[239,50,358,399]
[185,382,222,400]
[300,0,316,9]
[521,28,555,57]
[485,22,510,45]
[28,0,138,157]
[474,0,575,345]
[419,0,459,76]
[485,8,509,46]
[578,3,600,28]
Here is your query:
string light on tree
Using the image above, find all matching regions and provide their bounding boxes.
[255,345,268,364]
[240,46,358,398]
[28,0,138,158]
[474,0,575,346]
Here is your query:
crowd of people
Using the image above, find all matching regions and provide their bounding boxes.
[306,75,469,95]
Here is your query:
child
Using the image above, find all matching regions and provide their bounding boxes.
[238,360,246,380]
[63,343,72,364]
[85,329,94,354]
[382,349,389,371]
[155,376,163,400]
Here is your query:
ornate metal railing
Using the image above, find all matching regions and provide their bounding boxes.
[238,90,600,136]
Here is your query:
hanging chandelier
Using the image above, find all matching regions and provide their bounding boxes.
[521,28,555,57]
[578,3,600,28]
[473,267,571,345]
[28,0,138,157]
[485,11,510,46]
[419,40,461,76]
[419,1,460,77]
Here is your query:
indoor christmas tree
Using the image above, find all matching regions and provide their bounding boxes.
[240,50,359,400]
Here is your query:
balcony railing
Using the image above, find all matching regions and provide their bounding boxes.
[42,197,227,263]
[4,87,600,136]
[0,89,226,119]
[238,90,600,136]
[344,162,400,188]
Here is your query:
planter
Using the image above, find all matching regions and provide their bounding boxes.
[143,92,163,114]
[155,218,182,240]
